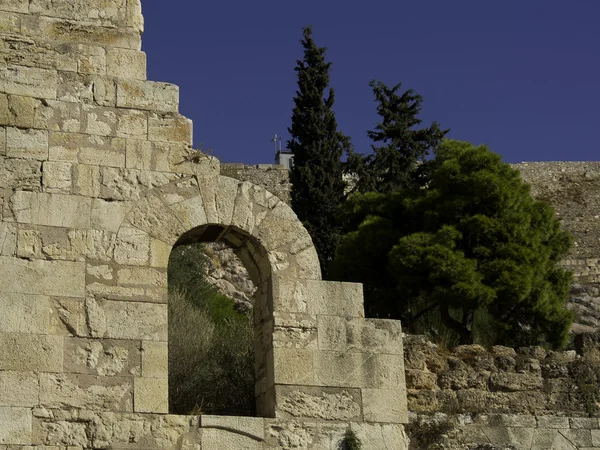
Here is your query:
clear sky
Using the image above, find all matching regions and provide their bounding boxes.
[141,1,599,165]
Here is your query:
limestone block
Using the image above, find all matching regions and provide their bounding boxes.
[273,313,318,350]
[362,389,408,424]
[50,297,88,337]
[40,373,133,412]
[0,256,85,297]
[141,341,168,379]
[346,318,404,355]
[170,147,220,177]
[0,12,20,33]
[73,164,101,197]
[0,407,32,445]
[67,229,116,262]
[42,161,72,193]
[126,194,186,244]
[272,278,365,317]
[0,127,5,156]
[87,281,164,304]
[126,140,169,172]
[149,238,171,269]
[0,94,37,129]
[0,223,17,256]
[64,338,142,377]
[16,228,42,258]
[99,167,179,202]
[0,0,28,13]
[75,44,107,75]
[117,111,147,139]
[21,15,141,51]
[0,292,50,334]
[317,315,347,352]
[350,423,409,450]
[133,377,168,413]
[127,0,144,32]
[117,266,167,289]
[0,158,42,191]
[256,202,302,251]
[273,348,314,385]
[169,195,208,231]
[201,428,263,450]
[55,72,115,106]
[45,99,81,133]
[29,0,128,27]
[313,351,369,388]
[0,372,39,407]
[6,127,49,160]
[90,199,131,232]
[10,191,91,228]
[0,333,63,372]
[117,80,178,113]
[201,415,265,441]
[0,65,58,99]
[275,385,362,421]
[114,227,150,266]
[50,132,125,168]
[148,114,192,145]
[82,104,118,137]
[93,299,167,341]
[107,48,146,80]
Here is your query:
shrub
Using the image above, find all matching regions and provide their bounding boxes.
[168,243,255,416]
[338,428,362,450]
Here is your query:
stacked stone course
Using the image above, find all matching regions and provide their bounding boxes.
[0,1,409,448]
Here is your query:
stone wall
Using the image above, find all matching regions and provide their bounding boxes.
[0,1,409,448]
[221,163,291,205]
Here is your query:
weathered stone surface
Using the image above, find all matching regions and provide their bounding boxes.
[0,407,32,445]
[94,299,167,341]
[6,127,48,160]
[0,257,85,297]
[0,293,50,333]
[133,377,168,413]
[275,386,362,421]
[117,80,178,113]
[40,373,133,412]
[0,65,57,99]
[64,338,141,377]
[0,333,63,372]
[0,372,39,407]
[362,389,408,424]
[10,191,92,228]
[107,48,147,80]
[42,160,72,193]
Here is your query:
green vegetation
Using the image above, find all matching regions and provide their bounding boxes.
[347,80,448,194]
[168,242,255,416]
[332,140,573,348]
[287,26,350,278]
[338,428,362,450]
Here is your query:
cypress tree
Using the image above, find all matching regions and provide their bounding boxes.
[287,26,349,277]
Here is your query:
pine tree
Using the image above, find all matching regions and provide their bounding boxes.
[287,26,349,277]
[350,80,448,194]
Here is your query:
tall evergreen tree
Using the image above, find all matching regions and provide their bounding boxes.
[287,26,349,277]
[349,81,448,194]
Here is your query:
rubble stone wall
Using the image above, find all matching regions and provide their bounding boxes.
[221,163,292,205]
[0,1,409,448]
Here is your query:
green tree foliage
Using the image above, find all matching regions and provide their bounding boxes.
[287,26,350,277]
[332,140,573,348]
[348,80,448,194]
[168,242,255,416]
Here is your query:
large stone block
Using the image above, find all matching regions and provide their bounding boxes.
[0,94,50,129]
[64,338,142,377]
[0,0,28,13]
[40,373,133,412]
[0,65,58,99]
[0,333,63,372]
[117,80,179,113]
[0,158,42,191]
[117,110,148,139]
[272,278,365,317]
[91,199,132,232]
[148,113,192,145]
[0,293,50,334]
[0,256,85,298]
[0,223,17,256]
[0,12,21,33]
[361,388,408,424]
[141,341,168,379]
[107,48,147,80]
[6,127,48,160]
[42,161,72,193]
[29,0,128,28]
[0,372,39,407]
[114,227,150,266]
[10,191,92,228]
[275,385,362,421]
[346,318,404,355]
[93,299,167,341]
[0,407,32,445]
[133,377,168,413]
[0,127,5,156]
[273,348,314,386]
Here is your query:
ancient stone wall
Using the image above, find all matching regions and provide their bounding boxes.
[221,163,292,205]
[0,1,409,448]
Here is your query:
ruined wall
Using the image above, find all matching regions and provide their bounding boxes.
[0,1,409,448]
[221,163,291,205]
[404,333,600,449]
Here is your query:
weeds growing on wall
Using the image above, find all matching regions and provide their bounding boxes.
[168,243,255,416]
[338,428,362,450]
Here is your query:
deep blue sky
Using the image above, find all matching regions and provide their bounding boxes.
[141,1,599,165]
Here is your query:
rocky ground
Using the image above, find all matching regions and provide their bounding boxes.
[202,242,256,313]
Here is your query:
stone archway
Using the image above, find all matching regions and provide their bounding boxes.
[116,167,321,415]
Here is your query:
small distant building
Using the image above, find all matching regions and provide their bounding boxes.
[276,150,294,169]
